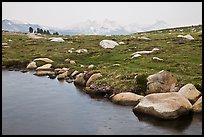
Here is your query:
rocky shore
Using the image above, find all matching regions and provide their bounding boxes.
[2,57,202,120]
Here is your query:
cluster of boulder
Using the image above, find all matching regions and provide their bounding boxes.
[110,70,202,119]
[26,57,110,95]
[26,57,202,120]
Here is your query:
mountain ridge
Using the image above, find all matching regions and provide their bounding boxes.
[2,19,171,35]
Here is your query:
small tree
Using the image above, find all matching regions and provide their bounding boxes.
[37,28,40,33]
[53,32,59,35]
[46,30,50,35]
[29,27,33,33]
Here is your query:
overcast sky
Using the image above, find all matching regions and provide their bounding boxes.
[2,2,202,28]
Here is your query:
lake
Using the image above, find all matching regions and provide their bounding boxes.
[2,70,202,135]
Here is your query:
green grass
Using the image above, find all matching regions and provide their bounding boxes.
[2,25,202,93]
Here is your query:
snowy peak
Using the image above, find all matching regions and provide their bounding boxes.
[2,19,170,35]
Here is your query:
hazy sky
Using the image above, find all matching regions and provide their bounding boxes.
[2,2,202,28]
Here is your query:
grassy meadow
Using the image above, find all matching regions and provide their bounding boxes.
[2,25,202,94]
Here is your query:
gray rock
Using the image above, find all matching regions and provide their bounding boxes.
[99,40,119,49]
[74,73,86,86]
[36,64,52,70]
[178,83,201,104]
[111,92,144,106]
[133,92,192,119]
[33,58,54,63]
[26,61,37,69]
[86,73,102,87]
[192,96,202,113]
[146,70,178,94]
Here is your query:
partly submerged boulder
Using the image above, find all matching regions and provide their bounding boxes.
[133,92,192,119]
[57,71,68,80]
[74,73,86,86]
[111,92,144,106]
[33,71,55,76]
[36,64,52,70]
[192,96,202,113]
[99,40,119,49]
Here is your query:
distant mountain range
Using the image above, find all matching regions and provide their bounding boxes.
[2,19,170,35]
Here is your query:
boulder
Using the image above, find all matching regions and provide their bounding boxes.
[70,60,76,64]
[50,37,64,42]
[88,64,94,69]
[119,42,125,45]
[36,64,52,70]
[2,43,8,46]
[33,58,54,63]
[26,61,37,69]
[111,92,144,106]
[70,70,80,78]
[99,40,119,49]
[192,96,202,113]
[76,49,88,53]
[74,73,86,86]
[86,73,102,87]
[138,36,151,40]
[146,70,178,94]
[133,92,193,119]
[178,84,201,104]
[33,71,55,76]
[57,71,68,80]
[27,33,44,39]
[177,34,194,40]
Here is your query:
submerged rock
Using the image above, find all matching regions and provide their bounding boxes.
[33,71,55,76]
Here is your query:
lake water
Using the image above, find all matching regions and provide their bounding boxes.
[2,70,202,135]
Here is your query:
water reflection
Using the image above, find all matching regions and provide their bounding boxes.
[133,110,198,133]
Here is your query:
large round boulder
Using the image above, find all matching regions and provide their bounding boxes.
[111,92,144,106]
[99,40,119,49]
[146,70,178,94]
[133,92,192,119]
